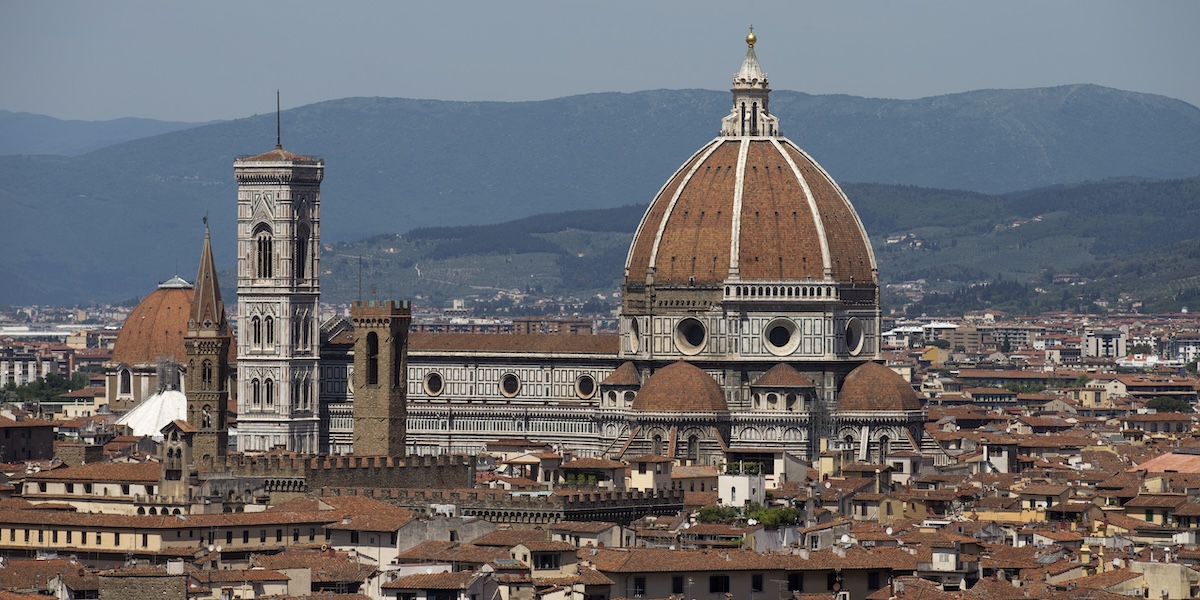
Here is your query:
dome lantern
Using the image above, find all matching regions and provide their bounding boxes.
[721,27,779,137]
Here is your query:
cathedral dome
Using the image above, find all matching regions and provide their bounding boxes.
[111,273,236,366]
[112,277,195,366]
[631,360,728,412]
[838,361,922,412]
[623,33,875,301]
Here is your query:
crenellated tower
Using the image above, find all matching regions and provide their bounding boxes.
[350,300,411,457]
[234,143,323,453]
[184,224,233,461]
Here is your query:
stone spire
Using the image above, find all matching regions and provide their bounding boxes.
[185,221,232,461]
[189,221,226,334]
[721,27,780,137]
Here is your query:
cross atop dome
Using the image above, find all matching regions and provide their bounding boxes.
[721,26,780,137]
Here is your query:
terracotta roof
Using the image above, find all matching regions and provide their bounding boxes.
[1017,484,1070,496]
[252,549,374,583]
[472,529,552,548]
[409,332,618,354]
[751,363,816,388]
[383,571,481,590]
[1128,451,1200,473]
[584,545,916,574]
[631,360,728,412]
[552,521,619,534]
[189,569,288,584]
[111,285,192,365]
[395,541,511,565]
[624,137,875,288]
[27,461,159,483]
[517,540,579,552]
[838,361,922,411]
[1062,567,1142,590]
[0,558,98,592]
[600,361,641,386]
[239,146,320,163]
[670,465,719,479]
[110,283,235,366]
[1121,494,1189,509]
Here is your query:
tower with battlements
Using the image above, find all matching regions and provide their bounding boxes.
[351,300,411,456]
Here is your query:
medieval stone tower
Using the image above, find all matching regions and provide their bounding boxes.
[350,300,411,456]
[234,144,323,453]
[184,225,232,461]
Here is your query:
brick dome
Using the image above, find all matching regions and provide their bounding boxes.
[112,277,194,366]
[112,276,235,366]
[631,360,728,412]
[624,137,875,289]
[838,361,922,412]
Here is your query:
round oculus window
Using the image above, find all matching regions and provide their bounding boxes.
[423,372,444,397]
[845,317,865,356]
[500,373,521,397]
[673,318,707,355]
[763,318,800,356]
[575,374,596,399]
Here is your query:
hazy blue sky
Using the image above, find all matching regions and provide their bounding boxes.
[3,1,1197,122]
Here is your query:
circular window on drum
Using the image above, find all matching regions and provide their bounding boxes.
[763,317,800,356]
[499,373,521,398]
[423,372,445,397]
[673,317,707,355]
[845,317,865,356]
[575,374,596,399]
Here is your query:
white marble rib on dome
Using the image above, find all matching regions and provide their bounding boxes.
[116,389,186,440]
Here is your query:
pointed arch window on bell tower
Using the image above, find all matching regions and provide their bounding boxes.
[201,360,213,390]
[296,223,309,280]
[254,225,274,279]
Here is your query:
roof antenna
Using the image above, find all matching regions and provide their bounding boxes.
[276,90,282,149]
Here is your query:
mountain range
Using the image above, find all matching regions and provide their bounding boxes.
[1,85,1199,305]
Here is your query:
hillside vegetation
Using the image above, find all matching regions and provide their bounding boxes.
[315,176,1200,315]
[1,86,1198,304]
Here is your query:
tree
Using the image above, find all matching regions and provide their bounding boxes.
[697,505,740,524]
[1070,374,1090,388]
[1145,396,1194,414]
[930,339,950,350]
[1130,343,1154,355]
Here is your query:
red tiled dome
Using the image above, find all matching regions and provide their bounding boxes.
[838,362,922,412]
[631,361,728,412]
[111,279,193,366]
[111,277,236,366]
[751,363,815,388]
[624,137,875,289]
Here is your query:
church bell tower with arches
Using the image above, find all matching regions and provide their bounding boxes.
[234,135,324,453]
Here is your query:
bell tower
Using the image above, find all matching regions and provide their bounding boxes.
[184,224,232,461]
[351,300,411,456]
[234,140,323,453]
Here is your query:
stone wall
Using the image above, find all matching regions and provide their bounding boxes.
[197,453,473,499]
[318,486,683,526]
[55,442,104,467]
[98,571,186,600]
